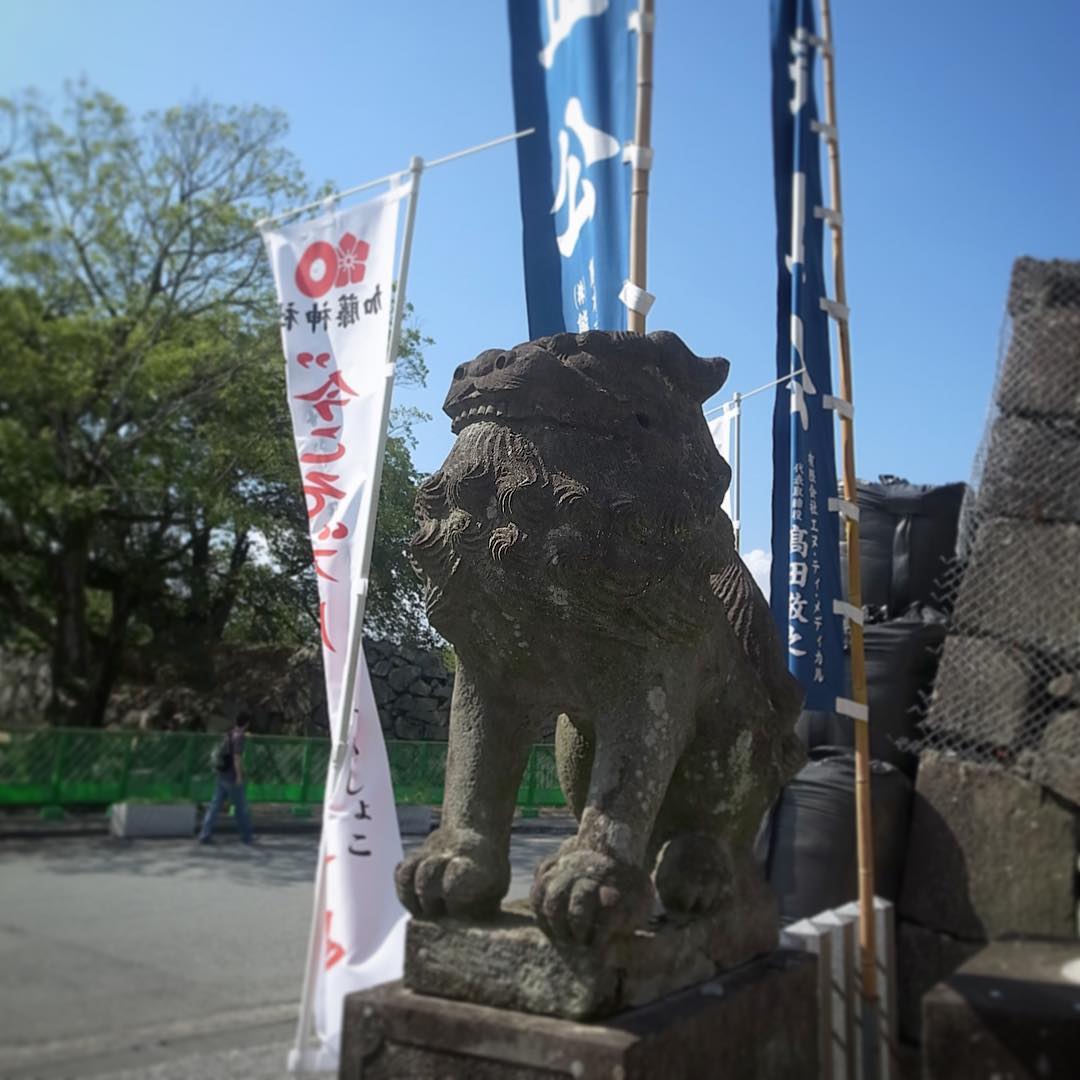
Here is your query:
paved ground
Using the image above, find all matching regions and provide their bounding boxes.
[0,822,569,1079]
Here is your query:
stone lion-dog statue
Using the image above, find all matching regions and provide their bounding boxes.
[397,330,803,948]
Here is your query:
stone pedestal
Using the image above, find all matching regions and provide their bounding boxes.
[402,893,778,1021]
[341,949,818,1080]
[922,939,1080,1079]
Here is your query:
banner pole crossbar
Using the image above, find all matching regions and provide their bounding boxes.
[704,366,807,417]
[257,128,534,231]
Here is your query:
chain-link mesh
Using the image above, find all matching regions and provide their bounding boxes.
[908,259,1080,806]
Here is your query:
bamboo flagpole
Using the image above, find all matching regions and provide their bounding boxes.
[625,0,656,333]
[817,0,880,1070]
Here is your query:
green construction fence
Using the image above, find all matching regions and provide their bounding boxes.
[0,728,565,810]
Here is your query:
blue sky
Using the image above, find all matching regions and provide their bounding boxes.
[3,1,1078,559]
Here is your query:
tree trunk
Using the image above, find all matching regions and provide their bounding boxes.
[87,585,134,728]
[47,523,91,725]
[210,528,250,641]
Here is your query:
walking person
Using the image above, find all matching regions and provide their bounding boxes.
[198,714,255,844]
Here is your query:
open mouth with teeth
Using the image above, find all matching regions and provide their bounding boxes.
[448,400,547,434]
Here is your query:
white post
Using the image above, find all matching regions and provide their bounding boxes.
[731,392,742,552]
[288,159,424,1069]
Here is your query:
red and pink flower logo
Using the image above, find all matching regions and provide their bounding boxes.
[294,233,370,298]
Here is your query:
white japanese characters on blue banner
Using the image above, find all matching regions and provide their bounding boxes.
[769,0,846,710]
[508,0,634,336]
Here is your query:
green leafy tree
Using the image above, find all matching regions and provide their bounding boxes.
[0,85,433,725]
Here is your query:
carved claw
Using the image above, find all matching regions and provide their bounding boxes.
[529,841,653,946]
[394,828,508,920]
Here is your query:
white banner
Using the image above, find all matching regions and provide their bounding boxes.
[262,186,411,1072]
[708,403,736,520]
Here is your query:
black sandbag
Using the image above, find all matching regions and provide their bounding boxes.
[765,748,914,924]
[795,608,947,773]
[857,476,967,617]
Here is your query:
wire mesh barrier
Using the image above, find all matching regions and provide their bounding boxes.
[0,728,566,811]
[906,258,1080,805]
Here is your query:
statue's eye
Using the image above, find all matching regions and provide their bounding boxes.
[635,412,651,429]
[495,354,510,370]
[453,364,466,380]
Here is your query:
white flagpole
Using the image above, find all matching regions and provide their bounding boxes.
[288,159,423,1071]
[330,156,424,771]
[731,392,742,552]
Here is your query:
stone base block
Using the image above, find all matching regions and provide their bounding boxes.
[1017,709,1080,806]
[898,752,1077,941]
[922,939,1080,1079]
[896,921,982,1044]
[341,950,818,1080]
[997,308,1080,420]
[924,635,1034,747]
[953,519,1080,665]
[979,416,1080,524]
[404,887,778,1021]
[109,802,196,838]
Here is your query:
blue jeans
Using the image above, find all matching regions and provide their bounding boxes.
[198,776,254,843]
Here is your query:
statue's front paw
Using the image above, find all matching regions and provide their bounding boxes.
[530,842,653,946]
[395,828,508,919]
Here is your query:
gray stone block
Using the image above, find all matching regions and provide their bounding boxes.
[952,518,1080,664]
[996,308,1080,420]
[898,753,1077,941]
[109,802,197,838]
[1017,708,1080,807]
[1006,257,1080,318]
[396,805,434,836]
[924,635,1034,746]
[393,713,427,740]
[387,664,422,692]
[341,951,818,1080]
[896,920,982,1044]
[979,416,1080,523]
[922,939,1080,1079]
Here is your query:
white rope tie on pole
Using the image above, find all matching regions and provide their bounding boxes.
[814,205,844,228]
[628,8,655,33]
[811,119,839,141]
[622,144,654,170]
[836,697,870,723]
[829,496,860,522]
[833,599,865,625]
[619,280,655,316]
[820,297,851,322]
[823,393,854,419]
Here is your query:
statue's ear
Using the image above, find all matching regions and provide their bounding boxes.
[648,331,730,403]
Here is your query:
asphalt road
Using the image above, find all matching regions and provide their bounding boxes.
[0,828,567,1080]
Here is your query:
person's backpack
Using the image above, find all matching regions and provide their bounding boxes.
[210,733,233,773]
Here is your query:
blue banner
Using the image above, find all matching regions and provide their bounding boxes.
[769,0,846,710]
[508,0,635,337]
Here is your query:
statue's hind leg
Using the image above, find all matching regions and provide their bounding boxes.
[649,687,787,920]
[531,672,694,946]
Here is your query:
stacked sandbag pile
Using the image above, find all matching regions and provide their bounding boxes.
[762,476,966,926]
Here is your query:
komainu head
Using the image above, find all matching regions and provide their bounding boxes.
[410,331,736,652]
